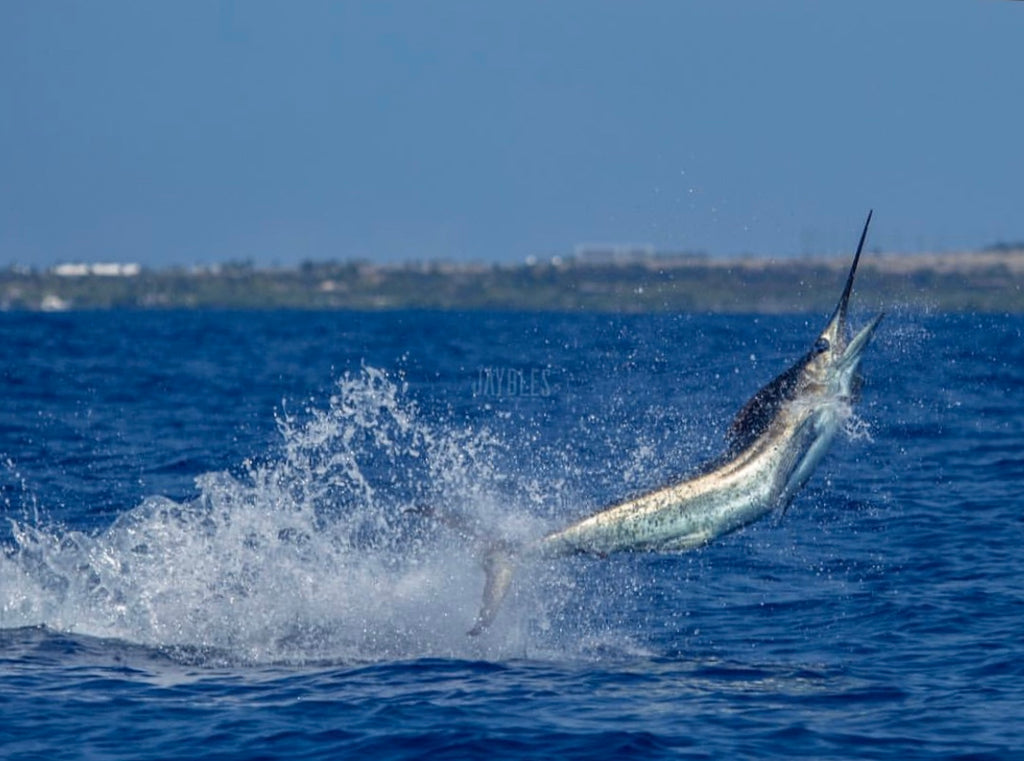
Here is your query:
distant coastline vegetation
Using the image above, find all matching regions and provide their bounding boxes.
[3,245,1023,313]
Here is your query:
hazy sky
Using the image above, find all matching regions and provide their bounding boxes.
[2,1,1021,268]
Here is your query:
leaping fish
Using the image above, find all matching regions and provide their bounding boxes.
[462,211,883,635]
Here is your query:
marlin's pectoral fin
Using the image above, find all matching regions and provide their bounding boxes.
[468,543,517,636]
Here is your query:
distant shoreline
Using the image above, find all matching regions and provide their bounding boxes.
[3,249,1023,313]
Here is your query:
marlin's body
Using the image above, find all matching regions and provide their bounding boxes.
[537,410,832,558]
[467,212,883,635]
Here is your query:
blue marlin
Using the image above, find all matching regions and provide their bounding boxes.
[468,212,883,634]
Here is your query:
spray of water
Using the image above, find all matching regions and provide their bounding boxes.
[0,367,575,663]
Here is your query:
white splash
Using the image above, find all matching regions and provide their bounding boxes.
[0,368,546,663]
[842,412,874,443]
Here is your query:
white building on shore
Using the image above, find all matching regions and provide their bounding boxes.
[52,262,141,277]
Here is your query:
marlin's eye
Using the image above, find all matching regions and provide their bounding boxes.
[814,337,830,353]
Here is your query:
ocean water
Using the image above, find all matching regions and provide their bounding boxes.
[1,309,1022,760]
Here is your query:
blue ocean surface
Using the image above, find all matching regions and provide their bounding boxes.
[1,309,1022,760]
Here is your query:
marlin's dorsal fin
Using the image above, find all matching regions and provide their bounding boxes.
[725,358,808,454]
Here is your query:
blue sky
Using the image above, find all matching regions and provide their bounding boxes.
[2,1,1021,268]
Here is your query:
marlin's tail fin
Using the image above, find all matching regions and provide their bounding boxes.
[407,505,518,635]
[468,543,517,636]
